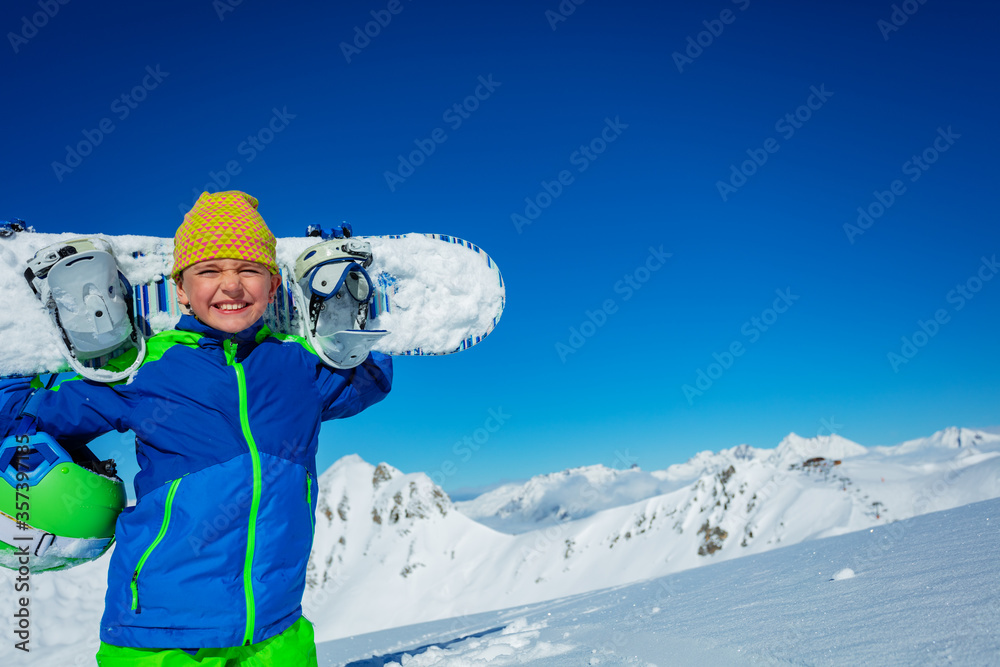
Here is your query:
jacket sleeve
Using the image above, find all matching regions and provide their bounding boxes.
[21,374,137,450]
[316,351,392,421]
[0,377,36,439]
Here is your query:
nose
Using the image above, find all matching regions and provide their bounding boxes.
[220,270,243,292]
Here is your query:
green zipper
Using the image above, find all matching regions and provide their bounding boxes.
[130,477,182,613]
[226,339,263,646]
[306,471,314,534]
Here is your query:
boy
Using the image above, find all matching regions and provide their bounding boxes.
[3,191,392,665]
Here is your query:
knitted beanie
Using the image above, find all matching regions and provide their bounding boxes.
[172,191,278,279]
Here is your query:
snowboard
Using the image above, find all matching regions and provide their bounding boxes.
[0,230,505,378]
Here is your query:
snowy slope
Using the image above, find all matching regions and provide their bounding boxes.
[318,497,1000,665]
[2,427,999,665]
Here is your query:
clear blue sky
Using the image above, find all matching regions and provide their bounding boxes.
[2,0,997,497]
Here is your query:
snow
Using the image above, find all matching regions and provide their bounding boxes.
[1,427,999,665]
[457,428,1000,542]
[317,499,999,665]
[370,618,576,666]
[304,427,1000,642]
[455,464,688,534]
[771,432,869,466]
[366,235,503,355]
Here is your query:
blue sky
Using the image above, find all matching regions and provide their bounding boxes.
[2,0,997,496]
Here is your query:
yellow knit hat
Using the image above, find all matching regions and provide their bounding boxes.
[172,191,278,279]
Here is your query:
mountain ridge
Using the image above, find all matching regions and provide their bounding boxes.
[298,426,1000,638]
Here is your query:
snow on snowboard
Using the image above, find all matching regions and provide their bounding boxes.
[0,227,504,379]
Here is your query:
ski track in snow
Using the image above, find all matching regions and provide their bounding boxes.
[337,618,576,666]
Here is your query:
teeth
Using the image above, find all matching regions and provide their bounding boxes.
[216,303,247,311]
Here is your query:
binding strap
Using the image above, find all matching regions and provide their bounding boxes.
[0,510,114,566]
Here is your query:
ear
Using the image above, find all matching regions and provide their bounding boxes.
[268,273,282,303]
[175,274,190,307]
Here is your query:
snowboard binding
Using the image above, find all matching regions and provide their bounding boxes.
[0,219,31,238]
[305,222,353,240]
[291,239,388,369]
[24,238,146,383]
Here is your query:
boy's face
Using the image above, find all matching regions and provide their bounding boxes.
[176,259,281,333]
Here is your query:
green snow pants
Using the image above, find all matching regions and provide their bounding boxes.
[95,617,318,666]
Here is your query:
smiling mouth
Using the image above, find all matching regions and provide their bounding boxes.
[214,303,249,312]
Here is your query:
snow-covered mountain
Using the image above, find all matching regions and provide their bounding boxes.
[453,432,870,533]
[3,427,999,665]
[303,426,1000,639]
[457,427,997,536]
[318,497,1000,665]
[452,463,689,533]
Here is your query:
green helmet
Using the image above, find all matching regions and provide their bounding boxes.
[0,434,126,573]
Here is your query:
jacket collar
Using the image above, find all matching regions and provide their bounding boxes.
[175,314,265,344]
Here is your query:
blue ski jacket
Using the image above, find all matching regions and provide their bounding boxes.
[20,315,392,649]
